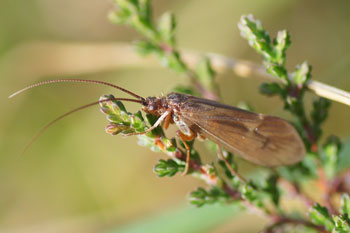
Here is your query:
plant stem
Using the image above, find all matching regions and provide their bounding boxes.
[10,42,349,106]
[182,51,350,107]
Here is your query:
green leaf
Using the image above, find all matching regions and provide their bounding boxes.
[265,62,288,80]
[238,182,263,209]
[114,0,138,14]
[312,98,331,124]
[134,40,160,55]
[333,215,350,233]
[309,203,335,231]
[188,187,231,207]
[108,10,131,24]
[240,184,255,201]
[158,12,176,46]
[153,159,182,177]
[341,194,350,217]
[111,1,157,41]
[263,174,280,206]
[109,0,139,25]
[138,0,152,22]
[259,82,283,96]
[131,15,158,41]
[112,0,190,76]
[189,187,210,207]
[311,98,331,138]
[239,15,291,82]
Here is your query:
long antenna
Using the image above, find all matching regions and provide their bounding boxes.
[9,79,145,101]
[21,97,143,154]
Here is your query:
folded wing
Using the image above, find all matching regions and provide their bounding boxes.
[179,97,306,167]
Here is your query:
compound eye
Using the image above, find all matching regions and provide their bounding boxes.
[148,103,158,111]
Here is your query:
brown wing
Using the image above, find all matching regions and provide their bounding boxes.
[179,97,306,167]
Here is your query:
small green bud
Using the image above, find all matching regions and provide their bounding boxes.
[238,15,272,61]
[292,61,311,85]
[273,30,291,65]
[105,122,130,135]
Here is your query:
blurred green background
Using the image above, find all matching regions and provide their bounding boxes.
[1,0,349,232]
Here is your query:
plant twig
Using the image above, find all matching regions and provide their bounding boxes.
[7,42,348,106]
[181,50,350,107]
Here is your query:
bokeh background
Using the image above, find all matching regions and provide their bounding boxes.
[1,0,349,232]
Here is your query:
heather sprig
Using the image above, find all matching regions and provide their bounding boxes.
[103,1,347,232]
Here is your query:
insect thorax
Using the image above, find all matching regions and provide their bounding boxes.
[142,92,189,116]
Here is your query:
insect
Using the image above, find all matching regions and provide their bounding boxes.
[10,79,306,176]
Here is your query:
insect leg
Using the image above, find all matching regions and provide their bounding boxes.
[216,145,247,183]
[176,130,196,175]
[162,111,173,130]
[124,110,171,136]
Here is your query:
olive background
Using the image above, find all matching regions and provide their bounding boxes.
[0,0,349,232]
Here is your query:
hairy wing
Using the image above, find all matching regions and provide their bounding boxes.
[179,98,305,167]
